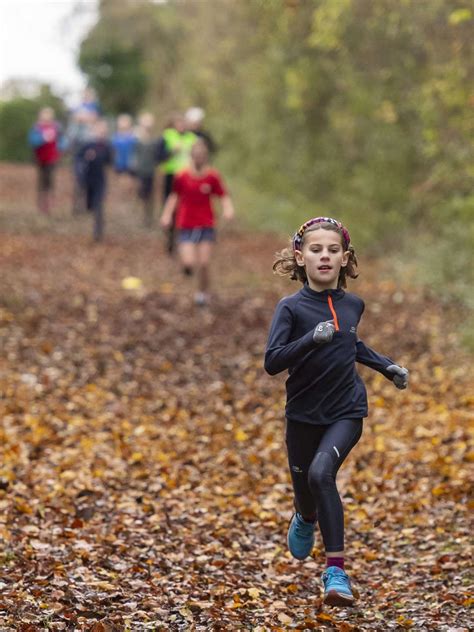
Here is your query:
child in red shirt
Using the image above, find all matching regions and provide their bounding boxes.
[28,107,64,214]
[160,139,234,305]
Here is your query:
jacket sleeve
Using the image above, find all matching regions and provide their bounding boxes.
[28,126,44,148]
[264,300,316,375]
[355,339,395,380]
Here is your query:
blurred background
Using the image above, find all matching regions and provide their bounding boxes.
[0,0,473,310]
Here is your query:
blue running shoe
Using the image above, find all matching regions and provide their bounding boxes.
[322,566,355,606]
[287,513,316,560]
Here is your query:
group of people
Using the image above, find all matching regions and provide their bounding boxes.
[28,90,234,304]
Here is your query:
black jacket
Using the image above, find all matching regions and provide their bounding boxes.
[78,140,112,184]
[264,285,395,425]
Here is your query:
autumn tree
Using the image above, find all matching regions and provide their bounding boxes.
[78,0,473,290]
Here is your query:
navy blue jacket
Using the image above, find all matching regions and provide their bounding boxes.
[264,285,395,425]
[78,140,112,185]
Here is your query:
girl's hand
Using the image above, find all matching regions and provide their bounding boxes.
[386,364,409,389]
[313,319,335,344]
[221,196,235,222]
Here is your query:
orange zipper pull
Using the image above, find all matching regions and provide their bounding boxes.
[327,295,340,331]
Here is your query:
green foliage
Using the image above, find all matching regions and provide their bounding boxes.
[0,99,39,163]
[79,43,148,115]
[77,0,473,295]
[78,0,181,116]
[0,85,65,163]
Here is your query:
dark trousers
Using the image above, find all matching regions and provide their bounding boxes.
[37,162,54,192]
[138,174,155,227]
[163,173,176,254]
[286,418,363,552]
[36,163,55,214]
[72,155,86,214]
[85,180,106,241]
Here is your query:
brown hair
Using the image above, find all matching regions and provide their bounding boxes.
[273,223,358,288]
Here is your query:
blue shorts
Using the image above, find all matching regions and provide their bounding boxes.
[178,227,216,243]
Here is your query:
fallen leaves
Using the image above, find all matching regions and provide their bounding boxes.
[0,164,472,629]
[121,276,143,291]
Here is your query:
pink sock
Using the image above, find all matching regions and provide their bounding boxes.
[327,556,344,570]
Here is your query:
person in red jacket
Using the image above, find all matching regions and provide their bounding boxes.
[28,107,64,214]
[160,139,234,305]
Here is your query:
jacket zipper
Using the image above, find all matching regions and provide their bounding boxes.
[327,295,340,331]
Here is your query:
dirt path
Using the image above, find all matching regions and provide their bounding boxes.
[0,163,472,630]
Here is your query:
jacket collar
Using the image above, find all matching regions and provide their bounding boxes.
[300,284,345,302]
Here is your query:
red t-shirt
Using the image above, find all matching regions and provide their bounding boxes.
[35,122,60,165]
[173,168,226,229]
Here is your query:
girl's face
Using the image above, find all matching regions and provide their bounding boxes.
[295,228,349,291]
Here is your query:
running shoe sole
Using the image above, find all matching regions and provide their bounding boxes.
[323,589,355,607]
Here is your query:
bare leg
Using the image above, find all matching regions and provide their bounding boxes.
[196,241,213,293]
[178,241,197,273]
[37,191,50,214]
[46,190,54,214]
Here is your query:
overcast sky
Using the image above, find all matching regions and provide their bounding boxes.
[0,0,98,104]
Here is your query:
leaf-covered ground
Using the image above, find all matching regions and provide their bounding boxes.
[0,164,472,630]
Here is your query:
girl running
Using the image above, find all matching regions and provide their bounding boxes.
[264,217,409,606]
[160,139,234,305]
[156,114,197,255]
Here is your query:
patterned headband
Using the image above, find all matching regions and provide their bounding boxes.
[292,217,351,252]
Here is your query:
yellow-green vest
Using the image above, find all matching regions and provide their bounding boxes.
[160,128,197,174]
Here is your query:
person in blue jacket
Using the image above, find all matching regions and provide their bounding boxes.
[111,114,137,174]
[265,216,409,607]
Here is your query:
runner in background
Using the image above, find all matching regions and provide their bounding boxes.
[185,107,217,155]
[77,119,112,243]
[160,139,234,305]
[111,114,137,175]
[110,113,137,213]
[66,106,97,215]
[28,107,65,215]
[156,114,197,254]
[132,112,158,228]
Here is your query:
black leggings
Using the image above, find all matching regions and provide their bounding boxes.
[286,418,363,553]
